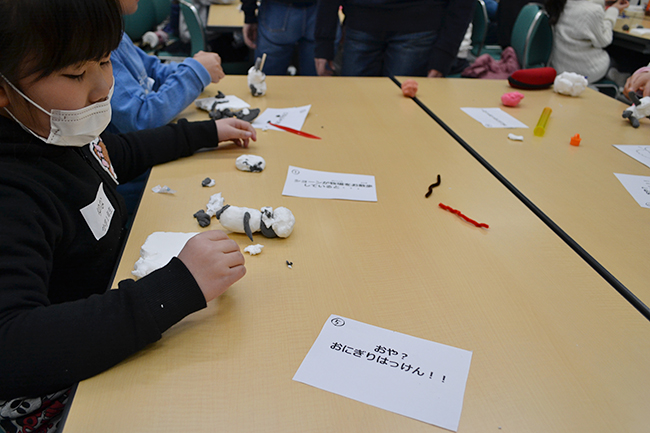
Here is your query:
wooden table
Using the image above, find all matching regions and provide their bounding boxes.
[207,2,243,31]
[613,10,650,54]
[62,77,650,433]
[407,77,650,315]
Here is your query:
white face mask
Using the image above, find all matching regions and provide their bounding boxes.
[1,74,113,147]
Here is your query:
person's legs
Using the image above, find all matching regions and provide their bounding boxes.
[383,31,437,77]
[256,0,302,75]
[296,3,317,76]
[341,28,385,76]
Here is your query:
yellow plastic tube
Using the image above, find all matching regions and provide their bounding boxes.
[534,107,552,137]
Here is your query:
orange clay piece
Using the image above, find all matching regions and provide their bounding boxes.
[570,134,581,146]
[401,79,418,98]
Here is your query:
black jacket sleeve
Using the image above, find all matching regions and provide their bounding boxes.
[0,119,219,399]
[102,118,218,184]
[314,0,342,60]
[0,175,207,398]
[429,0,475,75]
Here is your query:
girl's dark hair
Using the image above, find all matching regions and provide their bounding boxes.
[545,0,567,26]
[0,0,123,83]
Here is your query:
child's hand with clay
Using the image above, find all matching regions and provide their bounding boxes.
[178,230,246,302]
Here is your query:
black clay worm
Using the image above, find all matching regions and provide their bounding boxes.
[425,175,441,198]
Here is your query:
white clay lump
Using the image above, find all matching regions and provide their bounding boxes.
[133,232,197,278]
[235,154,266,172]
[244,244,264,255]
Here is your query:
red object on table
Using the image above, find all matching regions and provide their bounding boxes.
[268,122,321,139]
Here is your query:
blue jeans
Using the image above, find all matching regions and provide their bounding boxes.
[341,28,438,77]
[256,0,317,76]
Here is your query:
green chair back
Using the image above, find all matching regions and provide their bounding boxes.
[123,0,158,41]
[471,0,489,57]
[510,3,553,69]
[152,0,172,25]
[179,0,207,56]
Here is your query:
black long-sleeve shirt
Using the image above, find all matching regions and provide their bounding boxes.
[0,116,219,399]
[314,0,475,76]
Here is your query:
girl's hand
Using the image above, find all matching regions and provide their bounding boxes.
[178,230,246,302]
[624,71,650,99]
[215,118,257,148]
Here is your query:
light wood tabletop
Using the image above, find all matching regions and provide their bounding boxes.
[207,2,243,31]
[614,9,650,53]
[405,77,650,315]
[63,77,650,433]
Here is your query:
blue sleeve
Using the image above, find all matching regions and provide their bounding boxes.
[110,36,211,133]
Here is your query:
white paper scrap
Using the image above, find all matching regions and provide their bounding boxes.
[194,94,250,112]
[613,145,650,169]
[252,105,311,131]
[293,315,472,431]
[461,107,528,129]
[631,28,650,36]
[282,166,377,202]
[614,173,650,208]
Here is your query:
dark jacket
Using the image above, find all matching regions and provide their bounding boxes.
[0,116,216,398]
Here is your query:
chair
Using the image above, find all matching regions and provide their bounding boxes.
[157,0,207,61]
[590,79,621,100]
[179,0,207,56]
[152,0,172,25]
[124,0,177,55]
[510,3,553,69]
[123,0,159,41]
[471,0,489,57]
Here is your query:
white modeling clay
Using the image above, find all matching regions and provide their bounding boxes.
[194,94,250,111]
[623,95,650,128]
[553,72,588,97]
[236,154,266,172]
[132,232,197,278]
[205,193,225,217]
[244,244,264,255]
[261,206,295,238]
[219,206,262,233]
[247,67,266,97]
[152,185,176,194]
[197,193,296,239]
[507,133,524,141]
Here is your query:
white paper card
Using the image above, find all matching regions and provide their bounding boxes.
[194,94,250,111]
[614,173,650,208]
[293,315,472,431]
[79,183,115,241]
[613,145,650,169]
[461,107,528,128]
[252,105,311,131]
[282,166,377,202]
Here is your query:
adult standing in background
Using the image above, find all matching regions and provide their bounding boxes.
[314,0,475,77]
[496,0,543,48]
[241,0,318,75]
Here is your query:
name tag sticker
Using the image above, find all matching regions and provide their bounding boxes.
[80,182,115,240]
